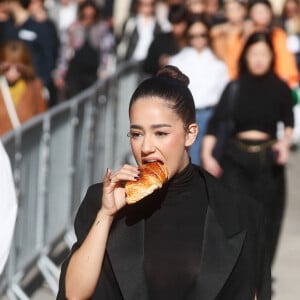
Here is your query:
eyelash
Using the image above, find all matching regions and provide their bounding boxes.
[127,131,168,139]
[155,131,167,137]
[127,132,143,139]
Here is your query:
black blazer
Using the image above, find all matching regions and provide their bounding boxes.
[57,167,271,300]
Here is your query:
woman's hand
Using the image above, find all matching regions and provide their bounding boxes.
[202,155,223,178]
[100,165,140,217]
[65,165,140,299]
[272,139,290,165]
[201,135,223,178]
[54,76,65,89]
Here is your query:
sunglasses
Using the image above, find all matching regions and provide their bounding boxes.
[187,33,208,40]
[0,63,25,73]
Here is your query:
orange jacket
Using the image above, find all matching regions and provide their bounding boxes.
[224,27,299,88]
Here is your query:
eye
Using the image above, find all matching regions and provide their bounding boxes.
[127,131,144,139]
[155,131,168,137]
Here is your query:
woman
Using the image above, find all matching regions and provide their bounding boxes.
[57,65,270,299]
[226,0,299,88]
[169,13,229,166]
[202,32,294,271]
[116,0,162,63]
[210,0,248,62]
[53,0,115,99]
[0,40,47,136]
[143,3,188,76]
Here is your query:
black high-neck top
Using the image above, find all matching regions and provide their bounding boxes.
[207,71,294,139]
[144,163,208,299]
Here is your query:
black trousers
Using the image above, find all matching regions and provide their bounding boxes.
[220,139,286,267]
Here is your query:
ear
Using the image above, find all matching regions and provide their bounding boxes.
[185,123,198,147]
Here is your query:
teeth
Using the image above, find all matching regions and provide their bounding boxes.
[142,159,165,165]
[142,159,157,164]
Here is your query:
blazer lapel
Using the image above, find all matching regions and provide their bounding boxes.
[106,213,148,300]
[195,206,246,299]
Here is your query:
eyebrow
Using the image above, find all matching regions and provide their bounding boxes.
[130,124,172,129]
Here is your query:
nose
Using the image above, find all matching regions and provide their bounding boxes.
[141,134,155,155]
[6,66,20,83]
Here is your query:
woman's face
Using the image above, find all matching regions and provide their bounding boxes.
[137,0,155,17]
[81,6,96,27]
[284,0,299,18]
[246,41,273,75]
[186,0,206,14]
[1,63,22,85]
[225,2,247,24]
[187,22,209,52]
[129,97,197,178]
[249,3,272,28]
[172,21,187,39]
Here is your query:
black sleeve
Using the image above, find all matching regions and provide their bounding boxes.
[206,81,234,136]
[280,83,294,128]
[56,184,102,299]
[35,22,57,85]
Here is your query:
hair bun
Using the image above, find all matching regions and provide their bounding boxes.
[156,65,190,86]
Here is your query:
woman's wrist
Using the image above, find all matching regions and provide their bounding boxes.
[96,209,114,227]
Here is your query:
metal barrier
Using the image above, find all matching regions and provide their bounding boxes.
[0,62,141,299]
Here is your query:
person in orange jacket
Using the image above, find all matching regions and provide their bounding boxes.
[225,0,299,88]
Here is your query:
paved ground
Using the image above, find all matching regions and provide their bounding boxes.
[3,150,300,300]
[272,148,300,300]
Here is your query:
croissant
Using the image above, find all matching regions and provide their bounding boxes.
[125,161,168,204]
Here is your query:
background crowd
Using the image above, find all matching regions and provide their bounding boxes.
[0,0,299,139]
[1,0,300,293]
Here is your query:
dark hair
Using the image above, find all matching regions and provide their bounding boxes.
[168,4,188,24]
[129,65,196,127]
[238,31,275,75]
[78,0,101,22]
[17,0,30,9]
[185,13,212,44]
[248,0,272,11]
[186,12,211,31]
[0,40,36,79]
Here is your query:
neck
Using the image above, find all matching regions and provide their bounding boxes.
[12,8,29,26]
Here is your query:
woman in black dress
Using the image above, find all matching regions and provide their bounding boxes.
[57,65,270,300]
[202,32,294,273]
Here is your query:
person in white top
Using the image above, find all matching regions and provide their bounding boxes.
[169,13,229,165]
[116,0,162,62]
[0,140,18,274]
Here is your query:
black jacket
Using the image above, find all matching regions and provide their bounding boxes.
[143,32,181,75]
[57,167,270,299]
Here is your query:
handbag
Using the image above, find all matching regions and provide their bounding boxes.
[212,80,239,163]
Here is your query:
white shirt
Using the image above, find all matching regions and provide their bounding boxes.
[0,141,17,274]
[169,47,229,109]
[132,15,156,61]
[58,2,78,33]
